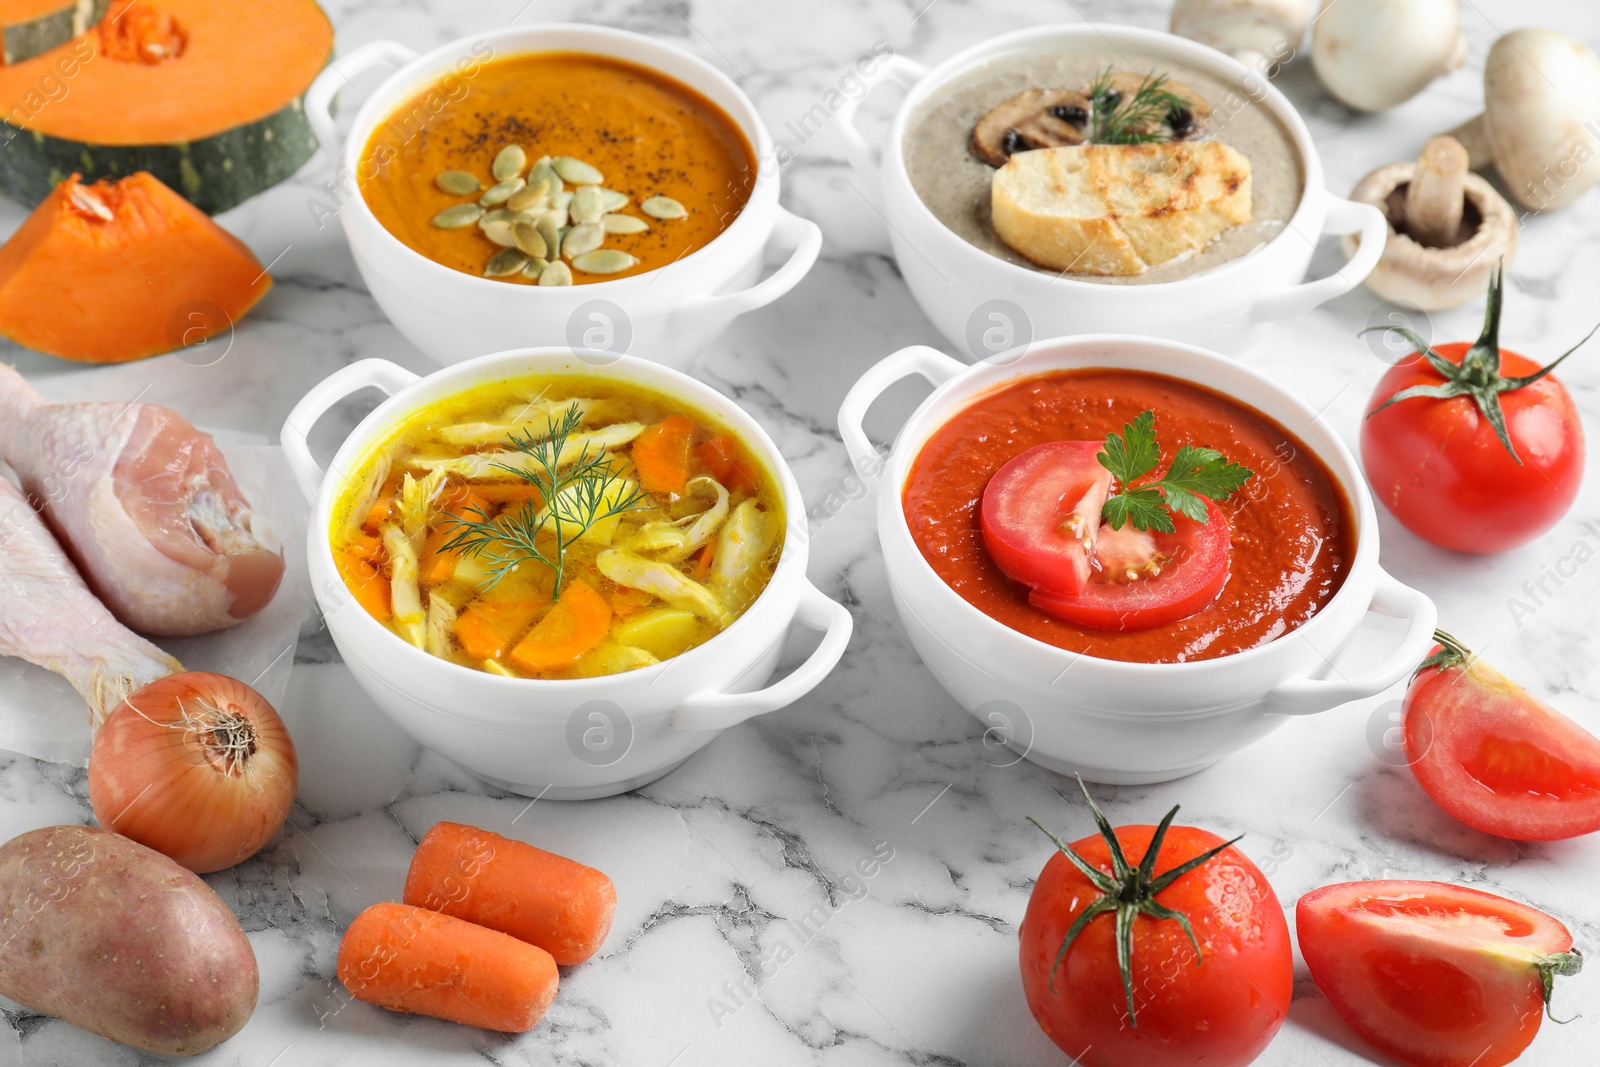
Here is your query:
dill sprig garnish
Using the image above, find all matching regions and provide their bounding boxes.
[1086,68,1193,145]
[439,402,647,596]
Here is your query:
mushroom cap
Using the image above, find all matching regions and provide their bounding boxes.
[1169,0,1310,68]
[1343,159,1518,311]
[969,88,1091,167]
[1484,28,1600,211]
[1311,0,1464,113]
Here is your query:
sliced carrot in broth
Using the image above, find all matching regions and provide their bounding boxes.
[633,416,695,496]
[509,579,612,673]
[457,599,546,661]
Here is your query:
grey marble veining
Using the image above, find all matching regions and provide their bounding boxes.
[3,0,1600,1064]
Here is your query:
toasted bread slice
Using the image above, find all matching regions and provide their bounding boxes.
[991,142,1253,275]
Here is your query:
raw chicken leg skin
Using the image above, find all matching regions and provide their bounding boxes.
[0,475,180,727]
[0,364,285,636]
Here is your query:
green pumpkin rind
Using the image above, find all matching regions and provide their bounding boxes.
[1,0,109,67]
[0,92,324,215]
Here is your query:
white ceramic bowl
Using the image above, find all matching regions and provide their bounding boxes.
[304,25,820,369]
[283,350,852,799]
[838,336,1437,784]
[836,25,1388,358]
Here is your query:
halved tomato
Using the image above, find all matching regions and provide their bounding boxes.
[980,441,1111,598]
[1404,634,1600,840]
[1297,880,1582,1067]
[1029,498,1231,631]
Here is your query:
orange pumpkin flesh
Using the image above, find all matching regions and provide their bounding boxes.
[0,172,271,362]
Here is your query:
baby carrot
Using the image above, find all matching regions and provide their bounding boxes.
[404,821,617,967]
[337,901,558,1032]
[508,579,611,673]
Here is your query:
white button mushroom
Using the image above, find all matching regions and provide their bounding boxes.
[1446,29,1600,212]
[1344,135,1518,311]
[1169,0,1310,76]
[1311,0,1466,113]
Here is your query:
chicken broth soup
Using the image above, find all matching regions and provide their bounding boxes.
[331,375,784,679]
[359,51,757,285]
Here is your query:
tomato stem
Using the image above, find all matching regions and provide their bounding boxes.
[1361,264,1598,465]
[1537,949,1584,1023]
[1027,776,1242,1027]
[1416,629,1475,676]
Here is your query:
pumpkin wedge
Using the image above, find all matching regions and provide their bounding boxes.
[0,172,272,362]
[1,0,108,65]
[0,0,331,214]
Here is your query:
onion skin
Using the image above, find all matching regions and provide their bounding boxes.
[88,672,298,874]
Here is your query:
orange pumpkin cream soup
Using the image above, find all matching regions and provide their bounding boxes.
[360,51,756,285]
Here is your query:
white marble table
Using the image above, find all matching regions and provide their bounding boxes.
[4,0,1600,1064]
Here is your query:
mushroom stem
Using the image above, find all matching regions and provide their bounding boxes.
[1447,113,1494,169]
[1405,136,1469,247]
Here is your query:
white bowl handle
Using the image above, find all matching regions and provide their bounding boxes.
[305,40,421,159]
[672,581,853,731]
[670,207,821,328]
[1264,569,1437,716]
[1251,195,1388,323]
[282,359,421,504]
[837,344,965,475]
[837,54,929,187]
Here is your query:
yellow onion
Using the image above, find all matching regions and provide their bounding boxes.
[89,672,298,874]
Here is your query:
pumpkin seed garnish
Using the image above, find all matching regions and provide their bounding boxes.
[551,190,575,217]
[523,257,549,279]
[485,248,530,277]
[436,170,481,196]
[553,156,604,186]
[492,145,527,183]
[528,158,562,194]
[570,185,605,225]
[479,208,513,230]
[535,214,563,258]
[642,196,687,220]
[572,249,639,274]
[511,220,548,258]
[598,188,630,212]
[602,213,650,235]
[562,222,605,258]
[506,179,551,213]
[480,177,526,207]
[432,202,486,228]
[482,219,519,248]
[539,260,574,286]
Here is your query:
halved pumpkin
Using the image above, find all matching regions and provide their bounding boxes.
[0,0,332,213]
[0,0,108,65]
[0,172,272,362]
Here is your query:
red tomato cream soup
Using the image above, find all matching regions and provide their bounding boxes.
[903,369,1355,663]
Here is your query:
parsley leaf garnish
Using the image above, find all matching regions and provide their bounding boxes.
[1096,411,1253,533]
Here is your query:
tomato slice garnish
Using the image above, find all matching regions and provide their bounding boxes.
[1028,497,1231,631]
[1297,880,1580,1067]
[980,441,1111,598]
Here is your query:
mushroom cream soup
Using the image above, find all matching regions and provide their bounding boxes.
[904,50,1304,283]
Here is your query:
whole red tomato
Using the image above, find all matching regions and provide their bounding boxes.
[1361,267,1586,554]
[1019,783,1291,1067]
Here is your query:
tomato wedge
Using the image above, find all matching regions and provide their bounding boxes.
[1297,880,1582,1067]
[1029,497,1231,631]
[980,441,1111,598]
[1404,633,1600,840]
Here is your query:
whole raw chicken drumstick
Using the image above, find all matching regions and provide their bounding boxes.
[0,365,285,636]
[0,475,180,726]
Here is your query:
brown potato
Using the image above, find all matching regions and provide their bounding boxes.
[0,825,258,1056]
